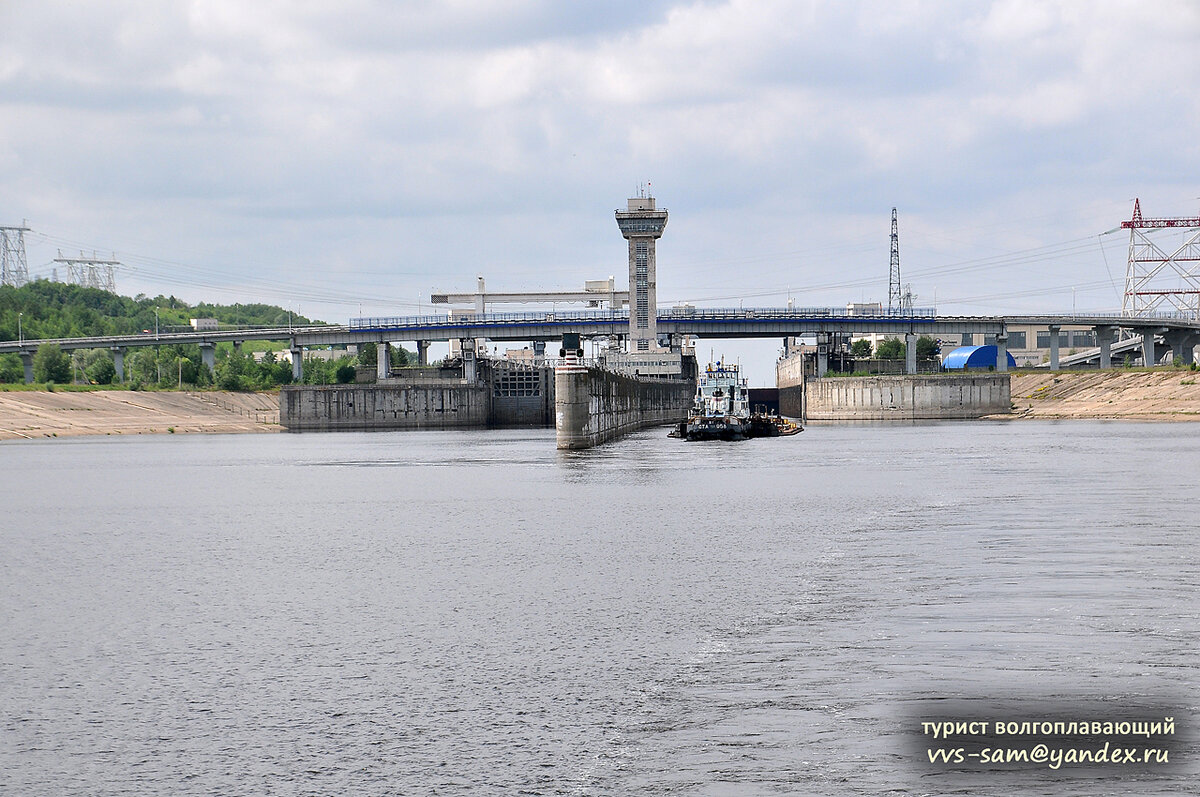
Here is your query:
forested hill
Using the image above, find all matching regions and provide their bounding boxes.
[0,280,321,341]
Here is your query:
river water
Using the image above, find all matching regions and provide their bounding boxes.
[2,421,1197,795]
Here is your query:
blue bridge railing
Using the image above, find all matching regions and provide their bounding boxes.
[349,306,941,329]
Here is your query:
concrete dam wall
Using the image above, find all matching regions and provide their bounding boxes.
[555,363,694,450]
[281,383,491,431]
[801,374,1011,421]
[280,360,555,431]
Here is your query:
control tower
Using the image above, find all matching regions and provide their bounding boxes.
[615,194,668,352]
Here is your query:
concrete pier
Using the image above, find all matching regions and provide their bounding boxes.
[199,343,214,376]
[554,354,694,450]
[1097,325,1115,369]
[111,347,126,382]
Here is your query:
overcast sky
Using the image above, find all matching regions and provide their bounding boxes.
[4,1,1200,380]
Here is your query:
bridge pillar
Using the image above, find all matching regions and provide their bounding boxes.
[19,350,34,384]
[110,347,125,382]
[1165,330,1197,365]
[233,340,243,354]
[1141,329,1159,367]
[995,332,1008,373]
[816,345,828,378]
[291,346,303,382]
[461,339,477,382]
[416,340,429,366]
[1047,325,1060,371]
[905,333,918,374]
[199,343,215,376]
[1095,325,1115,369]
[377,342,391,380]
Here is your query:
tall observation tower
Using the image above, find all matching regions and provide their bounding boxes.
[615,193,668,352]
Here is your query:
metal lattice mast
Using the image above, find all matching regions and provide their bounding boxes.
[1121,198,1200,319]
[1,223,31,287]
[54,250,120,293]
[888,208,901,311]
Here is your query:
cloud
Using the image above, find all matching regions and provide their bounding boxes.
[1,0,1199,364]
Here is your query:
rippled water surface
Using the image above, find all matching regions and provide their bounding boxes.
[2,422,1197,795]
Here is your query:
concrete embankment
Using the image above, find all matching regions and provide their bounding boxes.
[0,390,280,440]
[802,374,1011,421]
[555,364,694,450]
[1009,370,1200,419]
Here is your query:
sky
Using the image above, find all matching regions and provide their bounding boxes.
[3,0,1200,382]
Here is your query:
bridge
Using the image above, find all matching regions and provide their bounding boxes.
[3,306,1198,383]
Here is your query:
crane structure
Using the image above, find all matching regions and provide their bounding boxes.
[1121,198,1200,318]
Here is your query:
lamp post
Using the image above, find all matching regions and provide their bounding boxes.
[17,312,22,345]
[155,307,160,340]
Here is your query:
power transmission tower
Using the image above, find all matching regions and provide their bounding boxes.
[55,250,119,293]
[1121,198,1200,319]
[1,223,30,287]
[888,208,901,311]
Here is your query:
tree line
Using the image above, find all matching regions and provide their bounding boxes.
[0,280,413,389]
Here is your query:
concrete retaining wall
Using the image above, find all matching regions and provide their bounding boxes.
[556,366,694,450]
[281,384,490,431]
[804,374,1011,421]
[777,355,805,419]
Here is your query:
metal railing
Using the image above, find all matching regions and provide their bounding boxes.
[348,306,940,329]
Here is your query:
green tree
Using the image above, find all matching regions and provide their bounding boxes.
[850,339,873,358]
[0,353,23,383]
[33,343,71,383]
[86,354,117,385]
[357,342,377,366]
[875,337,906,360]
[916,335,940,359]
[336,363,357,384]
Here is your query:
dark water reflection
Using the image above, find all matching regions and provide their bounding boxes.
[1,422,1196,795]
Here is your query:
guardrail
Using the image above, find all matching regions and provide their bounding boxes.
[348,306,941,329]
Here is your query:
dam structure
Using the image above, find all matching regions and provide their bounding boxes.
[280,355,555,432]
[554,345,695,450]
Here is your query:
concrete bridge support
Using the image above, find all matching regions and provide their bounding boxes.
[1096,325,1115,369]
[199,343,215,377]
[20,351,33,384]
[816,333,830,377]
[111,347,125,383]
[1165,330,1197,365]
[905,333,917,375]
[291,346,304,382]
[1048,325,1060,371]
[416,340,429,366]
[1142,329,1162,367]
[996,333,1008,373]
[377,342,391,380]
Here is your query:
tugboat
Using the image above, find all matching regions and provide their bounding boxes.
[669,362,803,441]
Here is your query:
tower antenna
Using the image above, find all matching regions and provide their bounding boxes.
[888,208,901,312]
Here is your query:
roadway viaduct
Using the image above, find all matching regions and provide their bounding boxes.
[3,307,1198,383]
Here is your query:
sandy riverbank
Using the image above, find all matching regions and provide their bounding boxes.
[4,371,1200,440]
[1008,370,1200,420]
[0,390,280,440]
